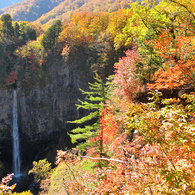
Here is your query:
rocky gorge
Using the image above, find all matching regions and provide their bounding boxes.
[0,59,90,176]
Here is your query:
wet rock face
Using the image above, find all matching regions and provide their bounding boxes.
[0,62,90,173]
[0,90,13,173]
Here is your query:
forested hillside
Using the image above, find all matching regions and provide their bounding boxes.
[35,0,131,25]
[0,0,195,194]
[0,0,134,25]
[0,0,64,22]
[0,0,23,9]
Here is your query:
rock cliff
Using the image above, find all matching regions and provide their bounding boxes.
[0,60,90,174]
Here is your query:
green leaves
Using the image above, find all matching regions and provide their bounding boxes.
[42,20,62,52]
[68,73,109,151]
[28,159,52,183]
[1,14,14,38]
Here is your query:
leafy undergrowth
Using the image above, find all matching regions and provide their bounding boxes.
[40,156,95,195]
[37,92,195,194]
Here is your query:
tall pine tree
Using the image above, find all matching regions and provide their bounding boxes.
[68,73,109,153]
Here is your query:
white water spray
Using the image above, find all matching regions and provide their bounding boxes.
[13,89,21,176]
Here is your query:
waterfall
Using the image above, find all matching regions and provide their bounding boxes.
[13,89,21,176]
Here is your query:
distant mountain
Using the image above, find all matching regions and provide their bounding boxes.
[0,0,132,24]
[0,0,160,25]
[0,0,23,9]
[0,0,64,22]
[36,0,131,25]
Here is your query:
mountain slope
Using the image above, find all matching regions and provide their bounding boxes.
[0,0,64,22]
[0,0,23,9]
[0,0,131,24]
[35,0,131,25]
[0,0,161,25]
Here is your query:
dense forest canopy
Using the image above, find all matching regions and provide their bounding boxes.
[1,0,195,194]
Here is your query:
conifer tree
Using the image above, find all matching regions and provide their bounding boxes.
[42,20,62,52]
[1,14,14,38]
[13,22,20,38]
[68,73,109,153]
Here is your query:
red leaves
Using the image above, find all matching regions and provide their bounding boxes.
[87,108,118,156]
[28,52,37,71]
[7,70,18,83]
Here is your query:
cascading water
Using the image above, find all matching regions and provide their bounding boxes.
[13,89,21,176]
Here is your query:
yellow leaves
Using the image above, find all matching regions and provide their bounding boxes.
[108,9,131,37]
[70,11,109,39]
[11,184,16,191]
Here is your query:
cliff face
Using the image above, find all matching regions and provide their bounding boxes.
[0,89,13,169]
[0,61,90,173]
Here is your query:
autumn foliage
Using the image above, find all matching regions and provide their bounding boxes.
[0,174,16,194]
[113,49,139,102]
[1,0,195,194]
[148,32,195,90]
[87,108,118,156]
[7,71,18,84]
[45,92,195,194]
[37,1,195,194]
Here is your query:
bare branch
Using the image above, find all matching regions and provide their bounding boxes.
[78,156,125,163]
[169,0,195,20]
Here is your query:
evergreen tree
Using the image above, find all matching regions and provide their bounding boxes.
[13,22,20,38]
[42,20,62,52]
[68,73,109,153]
[17,23,37,46]
[24,25,36,41]
[1,14,14,38]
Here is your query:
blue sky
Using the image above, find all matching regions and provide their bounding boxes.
[0,0,24,9]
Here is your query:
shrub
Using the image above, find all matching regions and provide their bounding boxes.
[28,159,52,183]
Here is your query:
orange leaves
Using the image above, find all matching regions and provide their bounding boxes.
[51,94,195,194]
[148,66,184,90]
[99,108,118,146]
[148,32,195,90]
[60,11,109,48]
[121,98,195,193]
[61,45,70,61]
[108,9,132,37]
[109,133,126,152]
[87,107,118,156]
